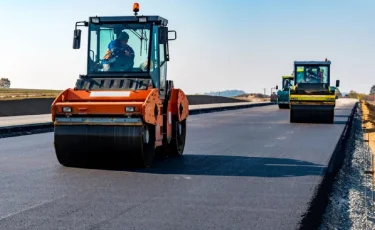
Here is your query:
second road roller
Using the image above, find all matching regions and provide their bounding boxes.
[277,75,294,109]
[51,3,189,168]
[289,58,340,123]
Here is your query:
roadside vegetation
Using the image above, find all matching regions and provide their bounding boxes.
[362,100,375,154]
[0,88,63,100]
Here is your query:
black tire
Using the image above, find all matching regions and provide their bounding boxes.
[135,124,156,168]
[159,118,187,157]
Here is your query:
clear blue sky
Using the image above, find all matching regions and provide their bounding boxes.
[0,0,374,94]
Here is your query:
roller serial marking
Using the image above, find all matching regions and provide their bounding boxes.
[90,91,131,97]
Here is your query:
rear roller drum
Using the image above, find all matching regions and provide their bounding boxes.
[170,119,187,156]
[158,118,187,157]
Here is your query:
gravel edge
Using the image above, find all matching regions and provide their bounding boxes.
[320,103,375,229]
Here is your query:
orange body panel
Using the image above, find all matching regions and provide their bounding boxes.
[143,89,163,126]
[52,88,160,122]
[51,86,189,147]
[63,88,154,102]
[169,88,189,121]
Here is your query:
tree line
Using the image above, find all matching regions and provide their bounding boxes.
[346,85,375,100]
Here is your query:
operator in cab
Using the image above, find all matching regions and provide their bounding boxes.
[102,31,135,71]
[284,79,292,88]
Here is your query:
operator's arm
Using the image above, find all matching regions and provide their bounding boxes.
[103,40,116,60]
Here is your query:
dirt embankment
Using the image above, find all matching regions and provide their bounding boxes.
[361,100,375,157]
[0,95,249,117]
[187,95,248,104]
[234,93,270,102]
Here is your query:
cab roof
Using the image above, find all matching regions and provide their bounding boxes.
[294,61,331,65]
[88,15,168,26]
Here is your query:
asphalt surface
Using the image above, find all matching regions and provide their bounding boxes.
[0,99,357,230]
[0,102,267,127]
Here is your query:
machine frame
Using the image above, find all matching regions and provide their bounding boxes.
[289,59,340,123]
[51,4,189,168]
[277,75,294,109]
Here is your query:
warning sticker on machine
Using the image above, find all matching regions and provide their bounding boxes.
[90,91,131,97]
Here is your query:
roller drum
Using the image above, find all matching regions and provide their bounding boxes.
[290,105,334,123]
[54,123,155,168]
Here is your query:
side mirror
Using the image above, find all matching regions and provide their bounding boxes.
[73,29,81,49]
[276,85,278,90]
[336,80,340,87]
[168,30,177,41]
[158,27,168,44]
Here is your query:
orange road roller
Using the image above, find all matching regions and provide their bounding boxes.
[51,3,189,168]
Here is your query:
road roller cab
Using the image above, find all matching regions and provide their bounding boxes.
[51,3,189,168]
[277,75,294,109]
[289,59,340,123]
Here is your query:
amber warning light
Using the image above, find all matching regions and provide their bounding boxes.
[133,3,140,13]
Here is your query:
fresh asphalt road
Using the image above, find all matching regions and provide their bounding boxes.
[0,99,357,230]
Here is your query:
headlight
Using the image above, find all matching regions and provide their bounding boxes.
[125,107,135,112]
[91,17,100,23]
[138,17,147,22]
[62,107,72,113]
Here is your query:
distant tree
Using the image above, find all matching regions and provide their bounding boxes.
[370,85,375,95]
[348,90,370,100]
[0,78,10,88]
[348,90,358,98]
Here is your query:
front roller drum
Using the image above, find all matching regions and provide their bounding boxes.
[278,104,290,109]
[290,106,334,124]
[53,124,156,168]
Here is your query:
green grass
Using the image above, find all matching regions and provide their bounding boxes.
[0,88,63,100]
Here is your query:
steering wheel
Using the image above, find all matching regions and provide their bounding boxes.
[109,56,134,71]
